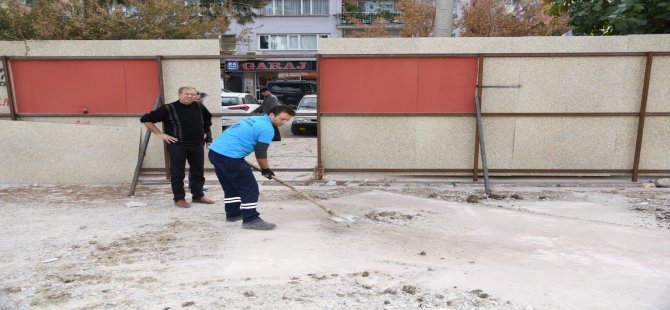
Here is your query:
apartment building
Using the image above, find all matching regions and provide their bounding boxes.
[222,0,342,93]
[222,0,412,94]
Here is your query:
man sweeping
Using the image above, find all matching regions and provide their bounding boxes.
[208,105,295,230]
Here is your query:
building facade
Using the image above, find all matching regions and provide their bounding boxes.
[221,0,466,95]
[223,0,344,95]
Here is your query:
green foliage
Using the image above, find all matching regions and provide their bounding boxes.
[342,2,365,21]
[550,0,670,35]
[221,0,269,24]
[0,0,269,40]
[0,2,35,40]
[342,2,361,14]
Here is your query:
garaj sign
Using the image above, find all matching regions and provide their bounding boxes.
[225,61,316,71]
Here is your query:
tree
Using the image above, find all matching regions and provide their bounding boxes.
[516,1,572,36]
[341,3,390,38]
[397,0,435,37]
[457,0,525,36]
[0,1,34,40]
[219,0,269,24]
[0,0,269,40]
[349,17,391,38]
[456,0,571,37]
[549,0,670,35]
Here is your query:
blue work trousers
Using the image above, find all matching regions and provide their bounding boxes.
[208,150,260,222]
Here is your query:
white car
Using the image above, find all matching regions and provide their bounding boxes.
[221,92,261,130]
[291,94,317,135]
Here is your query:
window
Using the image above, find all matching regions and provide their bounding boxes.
[288,35,299,49]
[300,35,317,50]
[285,84,302,93]
[243,95,259,105]
[220,35,236,53]
[271,35,287,50]
[269,84,284,93]
[300,97,317,109]
[285,0,300,15]
[259,36,269,49]
[356,0,397,13]
[301,0,311,15]
[259,34,328,50]
[305,83,316,93]
[312,0,328,15]
[262,0,328,16]
[222,97,242,106]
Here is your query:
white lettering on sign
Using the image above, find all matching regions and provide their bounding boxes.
[238,62,308,71]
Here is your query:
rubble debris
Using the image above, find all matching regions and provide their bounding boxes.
[6,287,22,293]
[124,201,147,208]
[243,291,256,298]
[654,178,670,188]
[402,285,417,295]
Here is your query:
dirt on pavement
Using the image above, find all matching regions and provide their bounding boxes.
[1,181,669,309]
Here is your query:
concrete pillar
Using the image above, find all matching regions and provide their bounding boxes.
[434,0,454,37]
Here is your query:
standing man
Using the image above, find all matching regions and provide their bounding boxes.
[141,87,215,208]
[208,105,295,230]
[258,87,279,113]
[258,87,282,141]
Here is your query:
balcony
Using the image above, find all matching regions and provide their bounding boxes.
[334,12,402,27]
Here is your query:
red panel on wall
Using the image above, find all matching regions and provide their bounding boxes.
[10,60,159,114]
[319,57,478,113]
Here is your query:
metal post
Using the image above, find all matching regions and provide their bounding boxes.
[129,96,162,196]
[632,52,654,182]
[156,56,171,180]
[2,56,18,120]
[473,55,484,181]
[315,54,324,180]
[474,96,491,196]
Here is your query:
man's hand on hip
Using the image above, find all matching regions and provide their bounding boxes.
[158,133,178,144]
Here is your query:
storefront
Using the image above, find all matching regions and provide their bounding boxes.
[222,59,317,98]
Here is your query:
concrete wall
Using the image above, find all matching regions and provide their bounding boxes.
[0,120,137,184]
[0,41,24,115]
[318,35,670,175]
[0,40,221,184]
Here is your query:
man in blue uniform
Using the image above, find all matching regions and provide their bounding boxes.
[208,105,295,230]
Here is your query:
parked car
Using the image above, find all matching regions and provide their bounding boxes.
[291,94,317,135]
[265,80,317,109]
[221,92,261,130]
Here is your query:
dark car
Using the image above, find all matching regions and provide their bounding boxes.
[265,80,317,109]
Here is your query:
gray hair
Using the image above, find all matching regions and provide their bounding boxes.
[178,86,196,94]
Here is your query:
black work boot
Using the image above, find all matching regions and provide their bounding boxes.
[242,218,276,230]
[226,215,243,222]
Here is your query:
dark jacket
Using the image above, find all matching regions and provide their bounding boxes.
[140,100,212,145]
[258,94,280,114]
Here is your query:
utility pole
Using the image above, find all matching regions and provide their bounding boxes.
[434,0,454,37]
